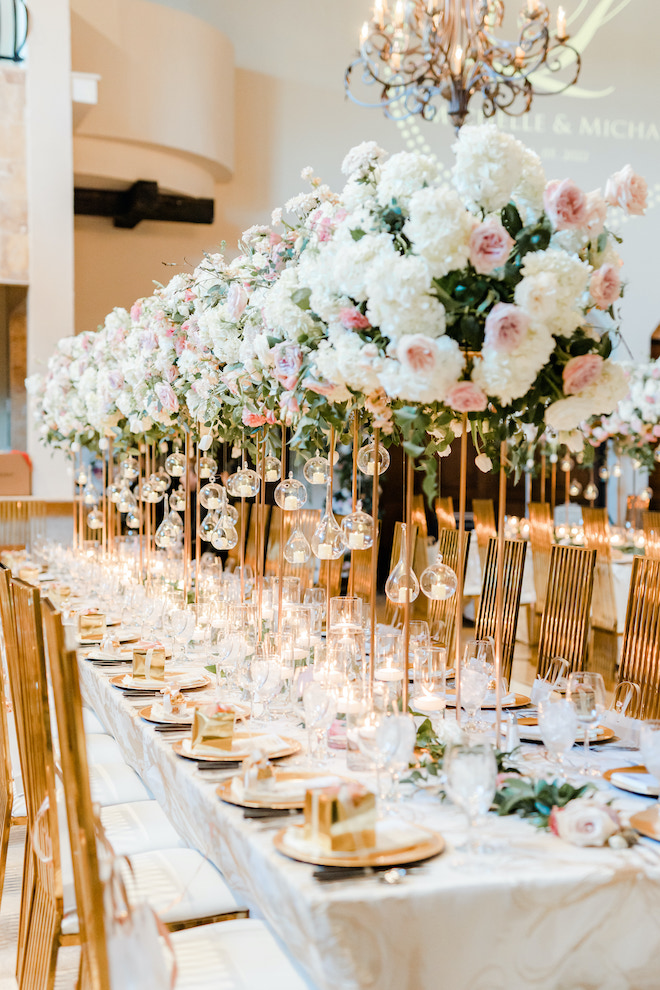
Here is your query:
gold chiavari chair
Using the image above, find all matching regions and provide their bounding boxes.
[348,523,380,606]
[475,537,527,685]
[617,556,660,719]
[643,510,660,560]
[384,521,418,628]
[529,501,554,636]
[42,600,311,990]
[426,529,471,662]
[535,545,596,679]
[472,499,496,571]
[0,498,47,551]
[435,497,455,532]
[582,507,618,686]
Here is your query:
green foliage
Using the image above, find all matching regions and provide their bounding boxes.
[493,776,592,828]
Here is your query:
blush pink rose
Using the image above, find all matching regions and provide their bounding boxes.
[397,335,437,376]
[590,264,621,310]
[446,381,488,413]
[584,190,607,238]
[484,303,529,353]
[130,301,142,321]
[469,218,514,275]
[301,376,336,396]
[605,165,647,216]
[226,283,248,321]
[265,409,279,425]
[154,381,179,413]
[273,344,303,390]
[563,354,604,395]
[241,409,267,428]
[340,306,371,330]
[543,179,588,230]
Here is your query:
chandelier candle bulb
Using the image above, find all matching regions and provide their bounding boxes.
[360,21,369,45]
[557,5,567,39]
[375,0,385,28]
[451,44,463,76]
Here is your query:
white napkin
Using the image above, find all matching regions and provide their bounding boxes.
[149,703,192,723]
[182,734,287,759]
[610,771,660,796]
[120,671,195,690]
[231,774,341,804]
[284,818,429,858]
[484,691,516,706]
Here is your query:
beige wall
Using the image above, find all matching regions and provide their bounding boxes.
[0,65,27,286]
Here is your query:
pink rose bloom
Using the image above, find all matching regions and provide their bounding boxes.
[165,364,178,383]
[280,392,300,424]
[446,381,488,413]
[563,354,603,395]
[340,306,371,330]
[469,218,514,275]
[130,301,142,321]
[174,338,186,356]
[583,190,607,238]
[484,303,529,353]
[184,288,195,302]
[549,799,619,847]
[543,178,588,230]
[605,165,647,215]
[242,409,267,428]
[590,264,621,310]
[269,232,283,246]
[154,381,179,413]
[273,344,303,390]
[226,283,248,322]
[301,376,336,396]
[397,335,437,376]
[265,409,279,425]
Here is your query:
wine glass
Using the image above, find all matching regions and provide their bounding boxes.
[303,681,336,764]
[566,671,606,776]
[356,708,401,812]
[445,742,497,858]
[538,697,578,771]
[460,665,490,732]
[164,607,195,662]
[384,714,417,816]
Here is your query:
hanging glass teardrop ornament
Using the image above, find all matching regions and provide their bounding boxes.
[117,486,136,513]
[125,508,141,529]
[120,456,139,482]
[199,481,223,510]
[284,520,312,564]
[154,496,178,549]
[227,464,260,499]
[165,449,186,477]
[210,517,239,551]
[199,455,218,480]
[385,523,420,604]
[274,472,307,511]
[150,468,171,492]
[200,511,219,542]
[167,503,184,534]
[583,482,598,502]
[311,486,344,560]
[569,480,582,497]
[140,479,164,504]
[598,466,610,481]
[86,508,104,530]
[341,501,374,550]
[82,483,99,506]
[303,454,331,486]
[420,553,457,601]
[222,502,239,524]
[357,440,390,476]
[261,455,282,483]
[169,486,186,511]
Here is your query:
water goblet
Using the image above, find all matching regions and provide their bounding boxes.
[566,671,605,776]
[303,681,336,764]
[538,697,578,772]
[445,742,497,858]
[460,665,490,732]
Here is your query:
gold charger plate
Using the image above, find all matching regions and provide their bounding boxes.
[630,805,660,841]
[517,722,615,744]
[138,701,249,726]
[444,692,531,710]
[79,630,138,646]
[217,771,350,810]
[603,765,659,797]
[110,671,211,692]
[172,734,301,763]
[273,823,445,868]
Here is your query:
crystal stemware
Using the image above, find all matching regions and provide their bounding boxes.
[538,697,578,772]
[566,671,605,776]
[445,742,497,858]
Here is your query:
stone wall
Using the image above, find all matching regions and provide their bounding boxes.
[0,64,27,285]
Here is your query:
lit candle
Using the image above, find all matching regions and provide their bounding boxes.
[557,5,567,38]
[312,471,326,484]
[317,543,333,559]
[348,532,366,550]
[394,0,405,27]
[293,550,306,563]
[266,469,279,482]
[398,588,411,603]
[391,51,401,70]
[374,0,386,29]
[238,484,252,498]
[414,695,446,712]
[450,44,463,76]
[431,580,447,599]
[284,495,299,510]
[207,496,220,509]
[360,20,369,45]
[376,668,404,682]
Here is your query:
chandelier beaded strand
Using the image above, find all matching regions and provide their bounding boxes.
[345,0,581,130]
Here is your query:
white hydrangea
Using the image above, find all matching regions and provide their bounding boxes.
[262,267,317,340]
[341,141,387,179]
[377,336,464,403]
[341,175,378,213]
[517,249,590,335]
[328,230,397,303]
[512,147,546,216]
[376,151,441,210]
[472,323,555,405]
[452,125,525,213]
[545,362,628,432]
[311,329,383,395]
[403,186,474,277]
[297,247,350,324]
[284,192,319,218]
[365,253,446,340]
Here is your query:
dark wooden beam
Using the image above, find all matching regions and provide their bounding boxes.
[74,180,214,228]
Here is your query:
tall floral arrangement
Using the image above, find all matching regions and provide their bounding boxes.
[582,359,660,469]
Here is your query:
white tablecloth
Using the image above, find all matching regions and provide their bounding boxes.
[79,658,660,990]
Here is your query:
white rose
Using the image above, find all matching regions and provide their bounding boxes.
[550,799,619,847]
[475,454,493,473]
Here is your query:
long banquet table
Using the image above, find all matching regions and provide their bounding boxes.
[78,653,660,990]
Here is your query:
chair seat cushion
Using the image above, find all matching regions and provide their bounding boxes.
[83,707,106,734]
[62,848,243,936]
[89,762,152,806]
[100,800,187,858]
[86,733,126,765]
[170,919,312,990]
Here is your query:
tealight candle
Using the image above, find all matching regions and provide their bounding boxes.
[293,550,306,563]
[317,544,333,559]
[266,470,279,482]
[431,580,446,599]
[312,471,325,484]
[375,668,403,682]
[348,533,366,550]
[238,484,252,498]
[414,695,446,712]
[284,495,299,510]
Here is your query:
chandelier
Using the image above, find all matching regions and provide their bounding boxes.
[345,0,581,131]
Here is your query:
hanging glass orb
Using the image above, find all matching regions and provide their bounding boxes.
[86,508,104,530]
[584,482,599,502]
[222,502,239,525]
[284,524,312,564]
[598,466,610,481]
[165,450,186,477]
[199,482,223,510]
[150,468,171,492]
[119,456,139,482]
[169,487,186,511]
[75,469,89,487]
[385,523,419,604]
[211,518,239,551]
[155,498,179,549]
[341,502,374,550]
[262,455,282,483]
[611,462,622,478]
[106,482,121,504]
[167,503,184,534]
[357,441,390,476]
[311,507,344,560]
[227,465,260,499]
[141,479,164,504]
[200,511,219,542]
[125,509,141,529]
[569,480,582,498]
[117,486,136,513]
[560,456,573,473]
[199,455,218,479]
[420,554,458,601]
[274,473,307,511]
[82,483,99,506]
[549,453,558,465]
[303,454,331,486]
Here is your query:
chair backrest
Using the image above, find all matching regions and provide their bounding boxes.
[472,499,496,570]
[0,497,47,550]
[528,501,554,614]
[426,529,471,661]
[435,497,455,532]
[244,503,271,574]
[265,507,321,591]
[0,566,18,893]
[617,556,660,719]
[475,538,527,684]
[582,507,616,634]
[43,600,111,990]
[384,522,418,628]
[643,511,660,560]
[348,522,380,606]
[536,545,596,678]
